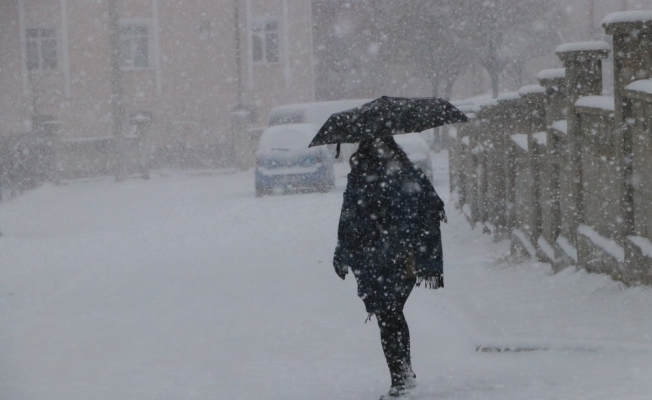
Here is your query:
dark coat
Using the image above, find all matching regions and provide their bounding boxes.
[334,158,445,313]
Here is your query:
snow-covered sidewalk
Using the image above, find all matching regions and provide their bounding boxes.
[1,153,651,400]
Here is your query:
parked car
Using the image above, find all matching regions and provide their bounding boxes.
[339,133,434,183]
[268,99,371,160]
[254,124,334,196]
[394,133,434,183]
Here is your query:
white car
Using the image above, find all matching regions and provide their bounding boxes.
[254,124,334,196]
[394,133,434,183]
[268,99,371,161]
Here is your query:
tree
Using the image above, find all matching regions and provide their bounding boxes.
[373,0,472,98]
[457,0,566,97]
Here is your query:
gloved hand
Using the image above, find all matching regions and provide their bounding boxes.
[333,258,348,280]
[438,209,448,224]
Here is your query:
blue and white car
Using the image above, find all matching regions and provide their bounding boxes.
[254,124,334,196]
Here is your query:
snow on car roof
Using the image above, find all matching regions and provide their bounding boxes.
[269,99,371,127]
[395,133,429,155]
[258,124,318,150]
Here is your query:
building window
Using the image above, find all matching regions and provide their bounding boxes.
[120,24,150,69]
[26,28,57,71]
[252,20,280,64]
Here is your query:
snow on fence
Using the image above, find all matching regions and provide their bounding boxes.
[448,11,652,285]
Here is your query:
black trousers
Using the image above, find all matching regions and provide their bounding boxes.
[374,276,416,387]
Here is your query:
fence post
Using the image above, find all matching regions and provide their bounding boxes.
[555,42,610,266]
[494,93,524,243]
[537,68,567,268]
[603,12,652,283]
[476,100,510,239]
[519,84,548,261]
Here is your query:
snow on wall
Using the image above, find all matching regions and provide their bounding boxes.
[497,92,521,102]
[457,104,481,113]
[537,68,566,81]
[602,10,652,25]
[556,235,578,262]
[475,98,499,108]
[532,132,547,146]
[510,134,528,151]
[625,79,652,95]
[462,203,472,219]
[538,236,556,261]
[551,120,568,135]
[513,228,537,258]
[451,100,474,106]
[555,41,610,54]
[518,85,546,96]
[448,126,458,139]
[575,95,615,111]
[577,224,625,262]
[627,235,652,259]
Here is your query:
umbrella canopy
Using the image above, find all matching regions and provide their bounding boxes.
[308,96,469,148]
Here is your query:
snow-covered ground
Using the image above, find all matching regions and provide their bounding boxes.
[1,152,652,400]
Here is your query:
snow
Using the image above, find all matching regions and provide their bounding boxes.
[394,133,430,161]
[512,228,536,258]
[578,224,625,262]
[456,104,481,113]
[575,95,615,111]
[518,84,545,96]
[551,120,568,134]
[537,68,566,81]
[556,235,578,262]
[474,97,499,108]
[625,79,652,95]
[460,136,470,146]
[257,124,317,150]
[510,133,528,151]
[627,235,652,259]
[2,153,652,399]
[496,92,520,102]
[532,131,547,146]
[462,203,472,219]
[256,165,321,176]
[537,236,556,261]
[602,10,652,25]
[268,99,371,127]
[447,126,458,139]
[555,41,610,53]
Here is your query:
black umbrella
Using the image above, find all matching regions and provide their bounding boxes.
[308,96,469,154]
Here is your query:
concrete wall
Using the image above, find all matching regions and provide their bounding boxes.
[449,10,652,285]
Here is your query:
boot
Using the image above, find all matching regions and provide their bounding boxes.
[379,385,412,399]
[403,368,417,390]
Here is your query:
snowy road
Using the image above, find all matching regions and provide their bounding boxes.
[1,152,652,399]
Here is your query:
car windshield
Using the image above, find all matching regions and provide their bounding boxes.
[258,124,316,150]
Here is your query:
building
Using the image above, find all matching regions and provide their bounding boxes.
[0,0,315,174]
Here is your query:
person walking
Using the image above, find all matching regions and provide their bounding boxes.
[333,136,446,399]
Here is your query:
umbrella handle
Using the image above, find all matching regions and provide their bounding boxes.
[335,142,341,159]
